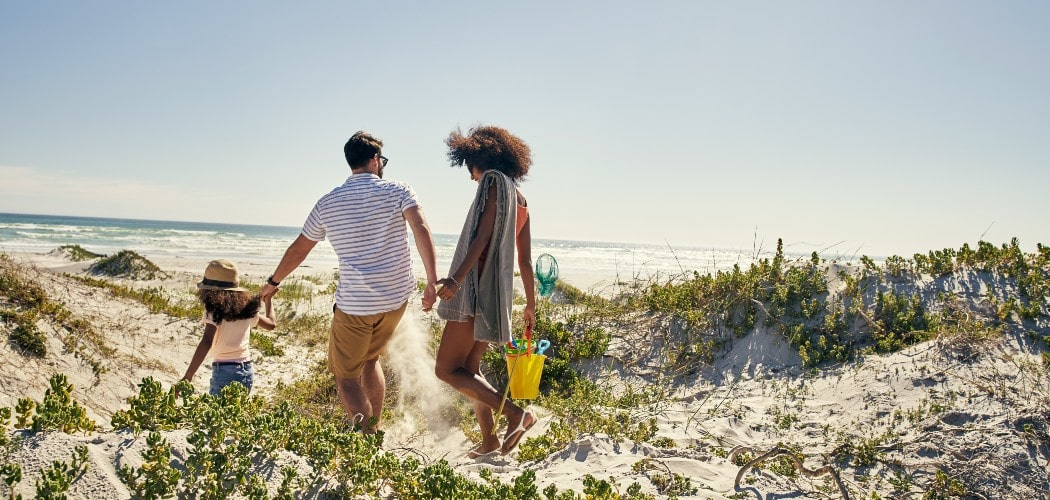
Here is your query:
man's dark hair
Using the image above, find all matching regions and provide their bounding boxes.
[446,125,531,180]
[344,131,383,170]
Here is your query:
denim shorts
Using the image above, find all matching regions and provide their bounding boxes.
[210,361,254,396]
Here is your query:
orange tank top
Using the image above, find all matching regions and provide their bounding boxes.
[514,203,528,236]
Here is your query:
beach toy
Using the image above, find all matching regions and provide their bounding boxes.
[535,339,551,356]
[503,325,546,400]
[505,350,545,400]
[535,254,559,297]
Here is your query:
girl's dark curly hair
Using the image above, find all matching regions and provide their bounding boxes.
[198,289,261,324]
[446,125,531,180]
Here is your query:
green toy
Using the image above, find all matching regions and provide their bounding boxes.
[535,253,558,297]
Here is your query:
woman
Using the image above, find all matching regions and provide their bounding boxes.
[435,125,537,458]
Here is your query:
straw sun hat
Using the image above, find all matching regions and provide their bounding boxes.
[197,259,246,291]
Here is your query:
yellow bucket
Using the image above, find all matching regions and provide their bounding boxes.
[505,352,546,400]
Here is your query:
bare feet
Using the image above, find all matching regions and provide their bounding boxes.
[501,409,536,455]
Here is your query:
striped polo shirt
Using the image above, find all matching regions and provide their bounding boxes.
[302,173,418,315]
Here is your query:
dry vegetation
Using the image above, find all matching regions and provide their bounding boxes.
[1,239,1048,498]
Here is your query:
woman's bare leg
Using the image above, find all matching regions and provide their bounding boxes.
[435,319,521,453]
[465,340,498,450]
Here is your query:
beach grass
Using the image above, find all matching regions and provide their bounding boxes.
[88,250,170,280]
[70,275,202,320]
[1,238,1049,497]
[1,256,112,372]
[55,244,103,262]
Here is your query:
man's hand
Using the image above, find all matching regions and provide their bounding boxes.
[260,282,279,299]
[421,282,437,311]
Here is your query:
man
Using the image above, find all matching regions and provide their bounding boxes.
[261,131,438,434]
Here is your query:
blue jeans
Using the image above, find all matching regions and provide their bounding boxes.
[210,362,254,396]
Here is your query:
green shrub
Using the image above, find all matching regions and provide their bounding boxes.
[88,250,169,280]
[25,374,96,434]
[5,311,47,357]
[250,331,284,357]
[872,291,930,352]
[56,245,103,262]
[117,431,182,499]
[34,445,88,500]
[0,255,49,309]
[111,378,186,433]
[108,376,567,498]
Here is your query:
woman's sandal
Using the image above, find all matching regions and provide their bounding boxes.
[501,409,536,455]
[467,444,500,459]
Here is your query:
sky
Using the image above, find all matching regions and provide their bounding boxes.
[1,1,1047,258]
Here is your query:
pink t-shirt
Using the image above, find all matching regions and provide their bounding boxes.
[204,312,259,362]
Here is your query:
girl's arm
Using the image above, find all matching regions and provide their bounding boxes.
[181,324,216,382]
[257,294,277,331]
[515,212,536,329]
[437,184,497,299]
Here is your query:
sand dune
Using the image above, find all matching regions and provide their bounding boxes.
[1,249,1048,498]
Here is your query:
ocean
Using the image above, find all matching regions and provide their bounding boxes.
[0,212,801,290]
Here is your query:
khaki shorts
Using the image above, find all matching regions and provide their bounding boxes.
[328,302,407,379]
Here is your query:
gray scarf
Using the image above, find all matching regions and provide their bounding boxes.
[437,170,517,343]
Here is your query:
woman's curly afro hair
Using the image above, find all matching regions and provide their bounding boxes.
[445,125,531,181]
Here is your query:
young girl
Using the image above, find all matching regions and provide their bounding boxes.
[181,259,277,395]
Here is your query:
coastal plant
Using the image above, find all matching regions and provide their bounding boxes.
[250,331,284,356]
[269,277,316,306]
[24,375,96,434]
[1,462,22,500]
[0,406,21,499]
[274,467,303,500]
[270,360,345,427]
[2,305,113,375]
[529,315,611,390]
[110,378,188,433]
[517,378,662,462]
[649,471,697,497]
[579,475,652,500]
[833,430,894,468]
[70,276,201,319]
[55,245,103,262]
[0,255,49,310]
[0,258,114,371]
[116,430,181,497]
[0,257,114,371]
[921,470,968,499]
[622,238,1050,371]
[34,445,88,500]
[632,459,696,497]
[883,255,911,277]
[4,311,47,357]
[0,256,51,356]
[274,310,330,347]
[870,291,930,352]
[88,250,169,280]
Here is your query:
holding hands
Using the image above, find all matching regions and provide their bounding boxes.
[260,275,281,300]
[421,282,437,311]
[436,276,462,300]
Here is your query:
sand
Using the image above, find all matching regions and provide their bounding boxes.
[2,250,1048,498]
